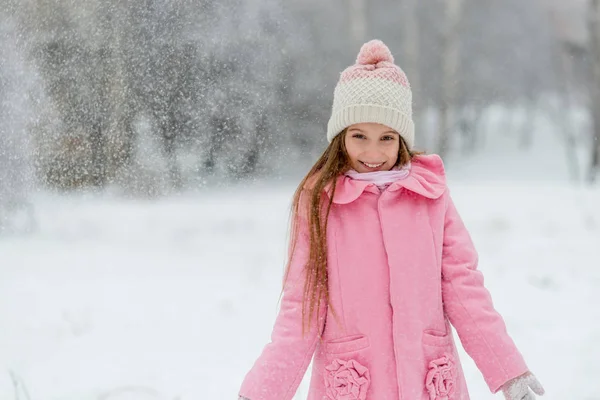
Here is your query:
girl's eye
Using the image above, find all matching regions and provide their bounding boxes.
[381,136,395,141]
[352,133,366,139]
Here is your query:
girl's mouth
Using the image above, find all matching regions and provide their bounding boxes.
[360,161,385,170]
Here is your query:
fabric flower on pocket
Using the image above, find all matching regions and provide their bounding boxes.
[425,353,456,400]
[323,358,371,400]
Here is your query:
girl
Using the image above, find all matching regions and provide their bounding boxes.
[237,40,544,400]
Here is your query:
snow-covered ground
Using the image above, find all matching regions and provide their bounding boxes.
[0,177,598,400]
[1,114,600,400]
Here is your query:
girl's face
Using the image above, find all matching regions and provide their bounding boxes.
[344,122,400,172]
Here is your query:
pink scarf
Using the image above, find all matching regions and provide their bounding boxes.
[345,162,411,192]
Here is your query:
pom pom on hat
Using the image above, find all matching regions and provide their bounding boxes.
[356,39,394,65]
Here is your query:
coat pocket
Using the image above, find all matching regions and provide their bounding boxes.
[422,329,453,347]
[322,334,370,354]
[422,330,462,400]
[321,335,371,400]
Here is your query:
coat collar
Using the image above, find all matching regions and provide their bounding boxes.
[305,154,447,205]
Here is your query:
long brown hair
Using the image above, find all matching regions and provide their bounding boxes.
[284,128,422,337]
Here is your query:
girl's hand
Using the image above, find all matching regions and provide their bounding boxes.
[501,372,545,399]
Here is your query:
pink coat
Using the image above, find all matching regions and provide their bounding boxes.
[239,154,529,400]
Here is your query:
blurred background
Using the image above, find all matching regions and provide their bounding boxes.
[0,0,599,399]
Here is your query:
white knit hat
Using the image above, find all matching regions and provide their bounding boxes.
[326,39,414,149]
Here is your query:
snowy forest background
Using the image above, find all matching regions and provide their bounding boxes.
[1,0,599,399]
[1,0,599,201]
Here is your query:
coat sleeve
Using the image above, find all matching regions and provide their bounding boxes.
[440,193,529,393]
[238,210,327,400]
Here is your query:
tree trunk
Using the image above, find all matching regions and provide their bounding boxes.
[589,0,600,183]
[348,0,367,47]
[205,116,226,173]
[107,1,135,172]
[438,0,465,157]
[89,118,106,187]
[546,7,581,182]
[239,113,268,177]
[403,0,421,144]
[162,116,182,190]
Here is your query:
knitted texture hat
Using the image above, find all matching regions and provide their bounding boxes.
[326,39,414,149]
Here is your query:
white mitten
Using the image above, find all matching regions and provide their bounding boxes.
[501,372,545,400]
[238,397,250,400]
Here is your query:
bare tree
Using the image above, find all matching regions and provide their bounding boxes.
[438,0,465,157]
[547,6,584,182]
[589,0,600,182]
[0,11,36,233]
[402,0,421,130]
[348,0,367,47]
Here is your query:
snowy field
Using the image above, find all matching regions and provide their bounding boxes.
[0,172,599,399]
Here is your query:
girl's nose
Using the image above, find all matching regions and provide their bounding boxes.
[363,142,385,155]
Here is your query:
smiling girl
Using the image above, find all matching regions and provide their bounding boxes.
[237,40,544,400]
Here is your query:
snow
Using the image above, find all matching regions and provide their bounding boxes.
[0,162,599,399]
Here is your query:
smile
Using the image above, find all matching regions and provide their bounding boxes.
[361,161,385,168]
